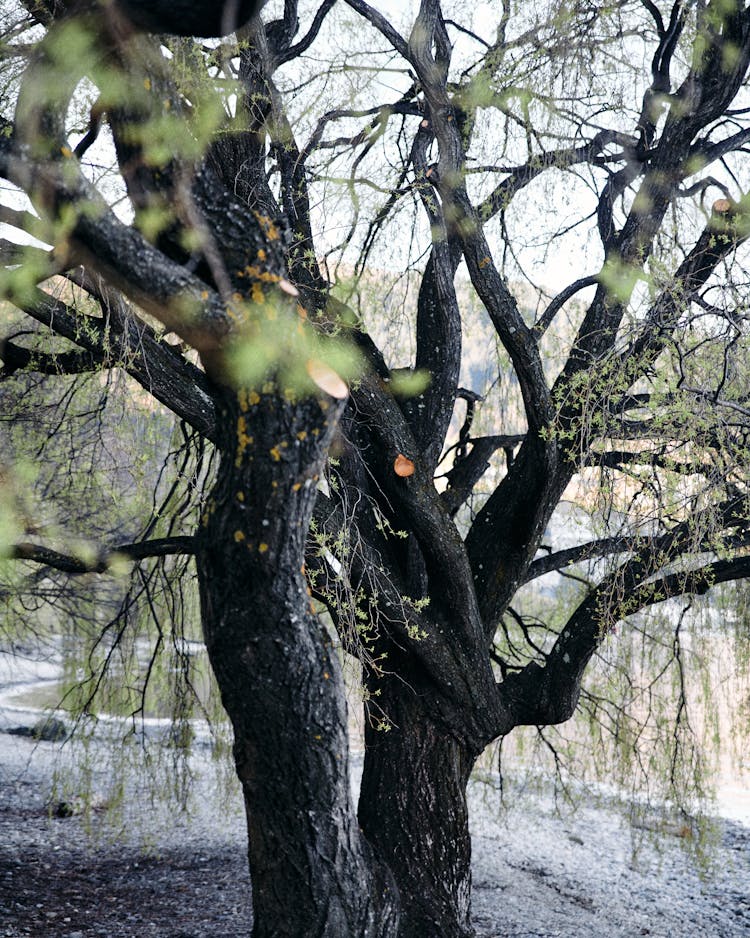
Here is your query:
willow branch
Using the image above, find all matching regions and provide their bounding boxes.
[10,536,196,575]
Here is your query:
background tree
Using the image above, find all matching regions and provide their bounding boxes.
[1,1,749,937]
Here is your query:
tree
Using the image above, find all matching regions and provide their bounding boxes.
[1,0,750,935]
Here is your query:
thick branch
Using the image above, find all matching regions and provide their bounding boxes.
[524,536,646,582]
[406,233,463,472]
[309,487,491,723]
[503,499,750,726]
[276,0,339,65]
[560,8,750,381]
[0,340,98,376]
[342,0,410,59]
[624,197,750,366]
[352,374,486,651]
[534,275,598,337]
[0,136,232,360]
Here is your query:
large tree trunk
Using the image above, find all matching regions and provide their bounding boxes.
[195,387,399,937]
[359,686,476,938]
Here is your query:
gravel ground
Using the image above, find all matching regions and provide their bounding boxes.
[0,658,748,937]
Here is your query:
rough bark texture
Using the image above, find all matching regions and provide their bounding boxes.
[195,388,399,937]
[359,687,475,938]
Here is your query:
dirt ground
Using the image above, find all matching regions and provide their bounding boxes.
[0,759,252,938]
[1,722,748,938]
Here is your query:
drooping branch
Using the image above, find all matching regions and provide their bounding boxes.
[7,284,219,441]
[502,499,750,727]
[0,339,99,376]
[0,135,231,359]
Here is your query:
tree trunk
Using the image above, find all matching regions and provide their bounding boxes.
[359,686,476,938]
[195,388,399,937]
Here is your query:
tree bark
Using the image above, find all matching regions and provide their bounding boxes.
[195,387,399,937]
[359,685,475,938]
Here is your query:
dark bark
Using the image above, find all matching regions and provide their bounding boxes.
[11,284,220,442]
[21,0,262,37]
[10,536,194,573]
[115,0,261,37]
[195,386,399,937]
[407,243,463,473]
[359,686,475,938]
[465,439,569,629]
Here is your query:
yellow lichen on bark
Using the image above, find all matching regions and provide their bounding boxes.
[235,416,254,467]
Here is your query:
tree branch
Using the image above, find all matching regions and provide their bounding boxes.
[0,339,98,376]
[524,536,646,582]
[478,132,636,224]
[534,275,598,337]
[276,0,339,65]
[503,500,750,726]
[0,139,233,360]
[342,0,410,60]
[442,434,524,517]
[10,536,195,574]
[623,196,750,367]
[7,284,219,442]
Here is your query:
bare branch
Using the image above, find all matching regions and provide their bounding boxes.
[478,132,637,224]
[276,0,339,65]
[343,0,410,60]
[10,536,195,574]
[442,434,524,517]
[534,275,598,336]
[0,339,98,376]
